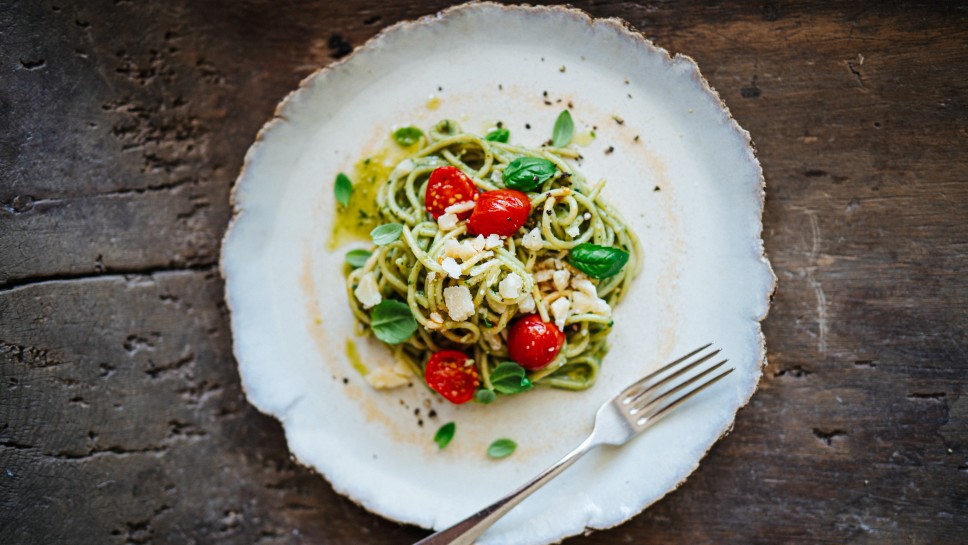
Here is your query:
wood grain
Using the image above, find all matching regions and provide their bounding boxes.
[1,1,966,543]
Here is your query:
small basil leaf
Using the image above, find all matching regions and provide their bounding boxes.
[434,422,456,449]
[334,173,353,207]
[567,243,630,279]
[345,249,372,269]
[502,157,556,191]
[487,438,517,459]
[474,389,496,404]
[490,361,533,395]
[485,127,510,143]
[393,126,424,147]
[370,299,417,344]
[370,223,403,246]
[552,110,574,148]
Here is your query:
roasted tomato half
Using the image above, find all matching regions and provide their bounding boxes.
[466,189,531,237]
[425,349,480,404]
[507,314,565,370]
[425,166,478,219]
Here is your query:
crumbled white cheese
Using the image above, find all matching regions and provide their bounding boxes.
[552,269,571,292]
[437,213,458,230]
[533,269,554,283]
[425,311,445,330]
[522,227,543,251]
[444,237,487,261]
[470,234,486,252]
[571,277,598,296]
[354,272,382,309]
[443,285,474,322]
[441,257,462,279]
[484,233,502,249]
[458,240,480,260]
[565,222,582,238]
[550,297,571,330]
[445,200,476,215]
[442,239,462,259]
[518,293,536,313]
[366,362,413,389]
[583,212,592,220]
[572,290,611,315]
[498,272,523,300]
[390,158,414,179]
[571,278,611,315]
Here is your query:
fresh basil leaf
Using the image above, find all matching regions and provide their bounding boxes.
[552,110,574,148]
[434,422,455,449]
[474,389,496,404]
[370,223,403,246]
[485,127,510,143]
[370,299,417,344]
[345,249,372,269]
[502,157,556,191]
[490,361,533,395]
[334,172,353,207]
[487,438,517,459]
[567,243,630,279]
[393,126,424,147]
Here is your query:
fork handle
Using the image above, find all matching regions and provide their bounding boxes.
[414,434,600,545]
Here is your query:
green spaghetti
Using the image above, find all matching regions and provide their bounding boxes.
[341,116,640,404]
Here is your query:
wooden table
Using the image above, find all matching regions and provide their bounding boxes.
[2,1,966,543]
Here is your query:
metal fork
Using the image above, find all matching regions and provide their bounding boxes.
[415,344,733,545]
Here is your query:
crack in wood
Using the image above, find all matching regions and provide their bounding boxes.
[0,263,217,292]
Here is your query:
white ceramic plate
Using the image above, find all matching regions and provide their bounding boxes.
[221,3,775,544]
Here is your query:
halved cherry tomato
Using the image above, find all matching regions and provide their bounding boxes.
[507,314,565,370]
[466,189,531,237]
[425,349,479,404]
[425,166,478,219]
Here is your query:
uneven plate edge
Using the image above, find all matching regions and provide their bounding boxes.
[218,0,778,539]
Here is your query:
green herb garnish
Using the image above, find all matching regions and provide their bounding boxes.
[485,127,510,143]
[474,389,496,404]
[345,249,372,269]
[567,243,630,279]
[370,223,403,246]
[434,422,456,449]
[393,126,424,147]
[369,299,417,344]
[552,110,574,147]
[487,438,517,459]
[502,157,556,191]
[489,362,533,395]
[334,172,353,207]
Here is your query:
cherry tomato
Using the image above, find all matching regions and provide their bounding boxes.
[425,166,478,219]
[425,349,480,404]
[466,189,531,237]
[507,314,565,370]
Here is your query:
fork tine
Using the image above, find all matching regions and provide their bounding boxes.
[630,358,728,415]
[638,367,734,426]
[620,343,713,402]
[625,347,721,405]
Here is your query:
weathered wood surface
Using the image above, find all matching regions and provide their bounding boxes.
[2,1,966,543]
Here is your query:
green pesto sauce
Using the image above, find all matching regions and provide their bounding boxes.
[327,140,414,250]
[345,338,369,376]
